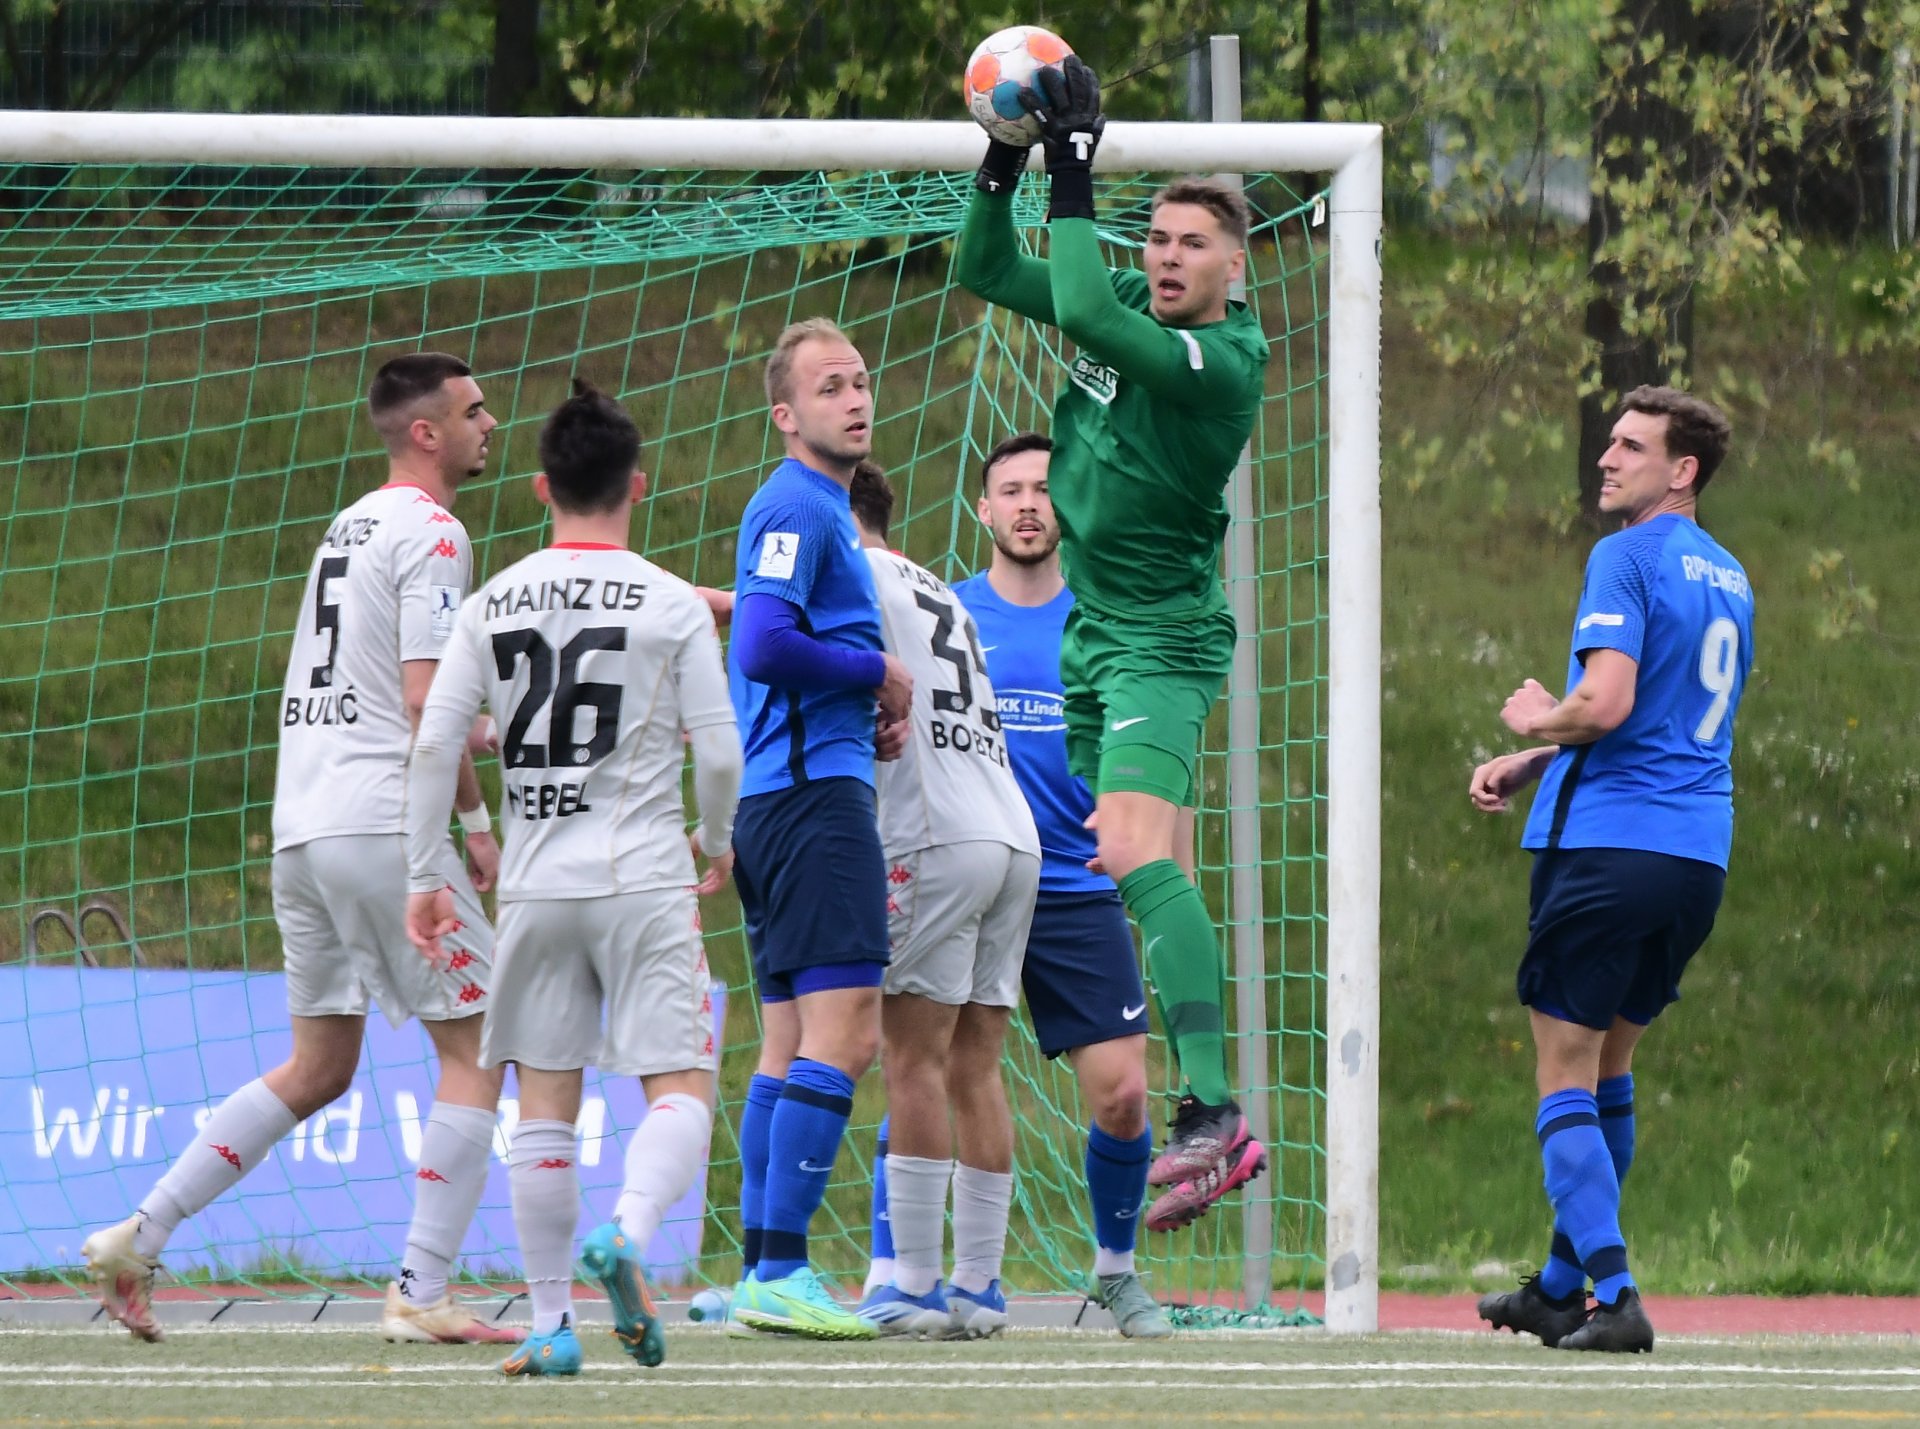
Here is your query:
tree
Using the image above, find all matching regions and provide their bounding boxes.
[0,0,229,111]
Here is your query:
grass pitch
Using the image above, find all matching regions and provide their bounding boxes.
[6,1324,1919,1427]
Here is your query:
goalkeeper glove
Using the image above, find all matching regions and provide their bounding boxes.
[974,137,1032,196]
[1020,55,1105,221]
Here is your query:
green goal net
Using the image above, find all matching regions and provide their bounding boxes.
[0,152,1331,1322]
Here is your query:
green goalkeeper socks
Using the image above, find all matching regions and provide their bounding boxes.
[1118,859,1231,1106]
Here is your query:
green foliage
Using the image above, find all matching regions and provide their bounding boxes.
[542,0,1217,121]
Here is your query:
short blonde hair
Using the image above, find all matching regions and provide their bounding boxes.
[765,317,852,406]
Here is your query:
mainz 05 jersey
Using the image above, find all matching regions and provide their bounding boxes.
[413,544,736,900]
[273,482,472,851]
[866,549,1039,862]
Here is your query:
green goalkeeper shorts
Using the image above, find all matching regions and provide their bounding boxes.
[1060,600,1235,807]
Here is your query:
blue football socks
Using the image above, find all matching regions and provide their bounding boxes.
[738,1072,783,1274]
[757,1059,856,1281]
[870,1114,895,1262]
[1085,1123,1150,1261]
[1536,1088,1635,1307]
[1538,1073,1637,1300]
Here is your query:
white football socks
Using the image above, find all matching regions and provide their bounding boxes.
[508,1118,580,1337]
[613,1093,713,1248]
[949,1163,1013,1295]
[135,1078,296,1258]
[884,1154,953,1297]
[398,1100,495,1305]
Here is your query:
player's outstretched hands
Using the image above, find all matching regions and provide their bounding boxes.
[689,828,734,895]
[463,826,500,893]
[406,887,461,966]
[1020,55,1105,170]
[1500,677,1558,737]
[876,652,914,724]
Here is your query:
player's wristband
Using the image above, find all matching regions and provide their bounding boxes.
[1046,163,1095,222]
[974,139,1030,195]
[456,804,492,836]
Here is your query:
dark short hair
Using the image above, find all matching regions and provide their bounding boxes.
[538,378,642,514]
[980,431,1052,491]
[848,458,894,539]
[1620,385,1733,492]
[1152,177,1251,247]
[368,352,471,424]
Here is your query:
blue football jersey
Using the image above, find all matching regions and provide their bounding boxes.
[953,574,1107,895]
[1522,513,1755,868]
[728,459,883,797]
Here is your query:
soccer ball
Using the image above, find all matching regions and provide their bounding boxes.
[963,26,1074,147]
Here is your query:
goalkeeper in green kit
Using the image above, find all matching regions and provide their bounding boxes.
[957,55,1272,1230]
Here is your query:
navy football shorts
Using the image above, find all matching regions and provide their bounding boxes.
[734,776,890,1003]
[1021,888,1150,1058]
[1518,846,1725,1030]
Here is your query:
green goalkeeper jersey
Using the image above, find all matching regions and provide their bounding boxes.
[958,189,1269,620]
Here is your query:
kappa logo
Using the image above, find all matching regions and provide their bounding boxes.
[456,982,485,1004]
[535,1158,573,1170]
[432,538,459,559]
[888,864,913,885]
[209,1143,242,1170]
[446,949,474,972]
[427,510,456,525]
[417,1167,450,1183]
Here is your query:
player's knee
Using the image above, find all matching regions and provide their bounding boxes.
[1089,1071,1149,1140]
[285,1060,356,1114]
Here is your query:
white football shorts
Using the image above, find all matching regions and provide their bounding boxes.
[883,840,1038,1008]
[483,886,717,1078]
[274,833,492,1028]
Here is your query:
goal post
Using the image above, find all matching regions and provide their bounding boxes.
[0,107,1380,1332]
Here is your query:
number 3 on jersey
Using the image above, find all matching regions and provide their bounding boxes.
[1695,616,1739,742]
[492,627,626,769]
[914,590,1000,730]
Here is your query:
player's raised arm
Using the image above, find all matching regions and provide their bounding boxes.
[1021,59,1262,412]
[956,147,1056,324]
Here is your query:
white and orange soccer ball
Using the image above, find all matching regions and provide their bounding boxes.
[963,26,1074,147]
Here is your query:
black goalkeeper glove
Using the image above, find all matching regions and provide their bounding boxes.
[1019,54,1105,221]
[974,137,1032,196]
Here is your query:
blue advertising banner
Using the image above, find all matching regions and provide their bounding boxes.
[0,967,722,1282]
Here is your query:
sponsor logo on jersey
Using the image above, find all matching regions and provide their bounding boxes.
[1069,354,1119,405]
[994,688,1066,732]
[757,531,800,579]
[888,864,913,885]
[456,982,484,1005]
[430,583,462,638]
[431,538,460,559]
[427,510,456,525]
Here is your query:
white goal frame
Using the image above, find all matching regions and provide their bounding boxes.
[0,101,1382,1335]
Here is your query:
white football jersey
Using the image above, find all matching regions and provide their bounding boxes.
[409,544,735,901]
[273,483,473,852]
[866,548,1040,861]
